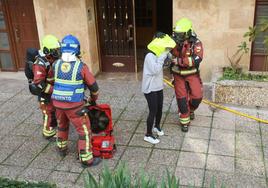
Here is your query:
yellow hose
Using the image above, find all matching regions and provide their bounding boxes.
[163,78,268,124]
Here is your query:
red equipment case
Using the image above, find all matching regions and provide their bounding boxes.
[88,104,116,159]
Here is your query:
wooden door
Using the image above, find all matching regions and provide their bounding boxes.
[6,0,39,70]
[96,0,136,72]
[0,0,15,71]
[135,0,156,48]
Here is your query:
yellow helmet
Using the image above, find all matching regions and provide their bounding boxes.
[147,34,176,57]
[173,18,193,33]
[41,35,60,53]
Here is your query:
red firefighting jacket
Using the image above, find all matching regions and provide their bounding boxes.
[32,56,55,97]
[171,37,203,75]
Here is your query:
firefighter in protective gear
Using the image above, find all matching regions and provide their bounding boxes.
[32,34,61,139]
[171,18,203,132]
[51,34,101,167]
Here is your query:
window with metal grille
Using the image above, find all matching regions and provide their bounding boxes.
[253,0,268,54]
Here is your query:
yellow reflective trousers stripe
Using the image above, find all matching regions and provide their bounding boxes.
[180,117,190,124]
[82,124,90,153]
[57,140,68,148]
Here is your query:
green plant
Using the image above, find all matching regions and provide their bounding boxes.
[219,67,268,81]
[0,177,56,188]
[83,162,225,188]
[227,41,249,71]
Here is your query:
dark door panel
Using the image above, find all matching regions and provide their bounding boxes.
[96,0,136,72]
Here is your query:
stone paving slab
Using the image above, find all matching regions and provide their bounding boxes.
[174,167,204,187]
[0,73,268,187]
[206,154,235,173]
[208,139,235,156]
[177,152,206,169]
[181,138,208,153]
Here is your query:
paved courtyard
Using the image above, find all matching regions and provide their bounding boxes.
[0,72,268,187]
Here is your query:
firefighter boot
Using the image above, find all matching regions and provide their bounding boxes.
[181,124,189,132]
[81,157,102,168]
[57,147,68,157]
[57,139,68,157]
[43,128,57,140]
[190,111,195,120]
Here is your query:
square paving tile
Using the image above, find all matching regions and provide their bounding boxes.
[208,139,235,156]
[185,126,210,140]
[190,115,212,128]
[145,163,176,184]
[29,144,62,170]
[0,148,15,163]
[236,132,262,147]
[3,137,49,167]
[236,120,259,134]
[114,120,138,133]
[155,135,183,150]
[111,108,124,120]
[135,121,147,134]
[213,109,236,120]
[18,168,52,182]
[235,173,267,188]
[114,131,133,146]
[210,129,235,143]
[11,123,40,137]
[121,147,151,163]
[161,123,183,136]
[47,171,80,187]
[120,109,144,121]
[129,133,154,148]
[24,111,43,125]
[181,138,208,153]
[112,145,126,161]
[148,149,179,166]
[204,170,235,188]
[212,117,235,130]
[206,154,234,173]
[174,167,204,187]
[177,152,206,169]
[0,164,24,179]
[194,103,213,117]
[236,145,263,161]
[56,153,84,173]
[236,158,265,177]
[76,159,118,185]
[0,134,27,150]
[164,112,180,124]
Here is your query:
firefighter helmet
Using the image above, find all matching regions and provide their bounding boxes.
[173,18,193,33]
[41,35,60,58]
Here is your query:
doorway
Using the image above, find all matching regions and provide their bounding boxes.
[95,0,172,73]
[135,0,172,71]
[0,0,39,71]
